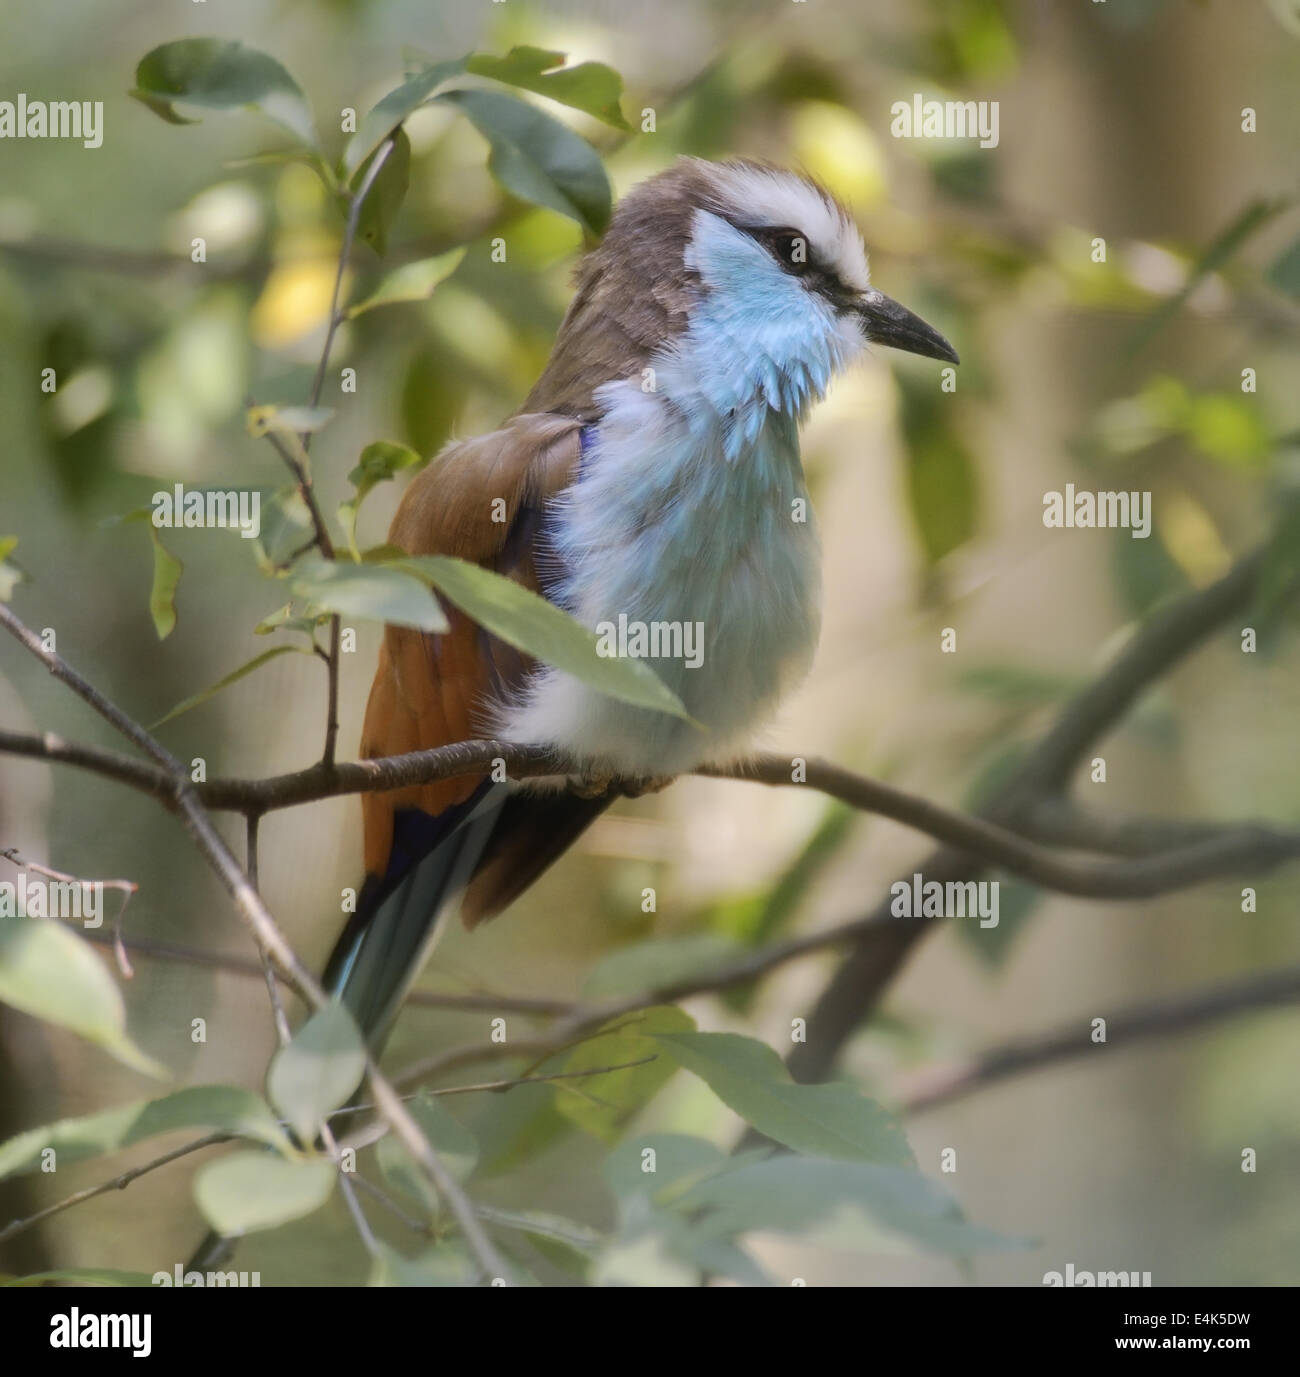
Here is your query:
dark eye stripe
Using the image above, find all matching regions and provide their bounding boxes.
[717,210,856,305]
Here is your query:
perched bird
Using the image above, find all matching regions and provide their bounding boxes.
[324,157,957,1049]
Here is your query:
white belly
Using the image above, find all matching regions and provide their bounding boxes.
[494,383,821,776]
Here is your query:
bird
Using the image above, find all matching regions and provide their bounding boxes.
[323,156,958,1051]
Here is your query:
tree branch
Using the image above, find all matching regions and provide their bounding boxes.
[900,964,1300,1113]
[785,546,1276,1085]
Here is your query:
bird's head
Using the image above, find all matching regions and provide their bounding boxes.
[531,157,957,422]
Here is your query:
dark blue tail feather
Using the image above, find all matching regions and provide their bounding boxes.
[323,783,509,1051]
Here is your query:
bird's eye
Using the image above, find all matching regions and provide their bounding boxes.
[771,229,810,273]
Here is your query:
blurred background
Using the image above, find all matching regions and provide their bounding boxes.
[1,0,1299,1285]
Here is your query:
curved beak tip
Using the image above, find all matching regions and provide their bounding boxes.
[857,288,960,366]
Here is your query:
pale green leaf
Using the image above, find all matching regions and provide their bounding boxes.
[266,1002,367,1143]
[194,1151,335,1235]
[347,249,466,319]
[152,645,312,727]
[0,1085,291,1180]
[147,524,183,640]
[396,554,689,720]
[652,1031,914,1167]
[338,441,425,558]
[246,403,333,437]
[290,554,448,632]
[679,1155,1028,1256]
[368,1240,477,1287]
[0,919,166,1077]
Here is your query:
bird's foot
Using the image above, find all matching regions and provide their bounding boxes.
[565,772,675,800]
[566,771,614,799]
[617,775,674,798]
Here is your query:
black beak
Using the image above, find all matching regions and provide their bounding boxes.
[856,287,959,364]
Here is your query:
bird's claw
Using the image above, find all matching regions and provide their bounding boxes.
[565,772,675,800]
[617,775,674,798]
[566,771,614,799]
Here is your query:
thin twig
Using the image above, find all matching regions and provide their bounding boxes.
[245,813,291,1047]
[0,845,138,975]
[901,964,1300,1113]
[0,1133,232,1245]
[0,602,514,1285]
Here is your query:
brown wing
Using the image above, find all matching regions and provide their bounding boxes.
[359,412,583,884]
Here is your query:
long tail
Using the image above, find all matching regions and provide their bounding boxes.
[187,781,611,1272]
[324,781,509,1052]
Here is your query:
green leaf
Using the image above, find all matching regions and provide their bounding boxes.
[591,1227,699,1287]
[131,39,317,147]
[290,553,448,633]
[353,126,410,258]
[898,374,978,567]
[0,536,21,602]
[601,1131,733,1211]
[246,403,333,437]
[101,507,186,642]
[552,1006,693,1143]
[597,1134,771,1285]
[145,524,183,640]
[0,1084,290,1180]
[368,1240,477,1287]
[465,47,632,130]
[265,1002,367,1143]
[194,1151,335,1235]
[1130,198,1292,353]
[395,554,690,720]
[337,440,425,558]
[436,88,611,235]
[252,487,314,571]
[377,1092,479,1214]
[152,645,312,728]
[583,934,743,999]
[652,1031,914,1167]
[347,249,466,319]
[476,1204,601,1269]
[0,919,166,1078]
[343,59,467,178]
[679,1155,1027,1256]
[254,602,327,638]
